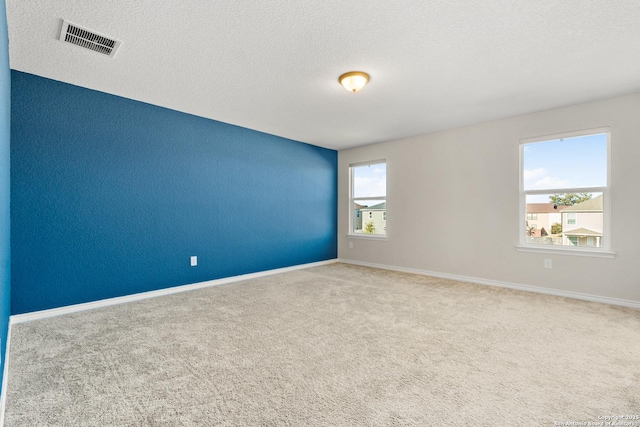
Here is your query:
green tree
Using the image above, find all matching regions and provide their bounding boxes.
[551,223,562,235]
[548,193,592,206]
[364,221,376,234]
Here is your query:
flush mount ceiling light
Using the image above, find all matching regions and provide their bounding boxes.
[339,71,370,93]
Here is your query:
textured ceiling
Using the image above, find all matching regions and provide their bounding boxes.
[6,0,640,150]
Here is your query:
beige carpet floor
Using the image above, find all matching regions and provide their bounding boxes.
[5,263,640,426]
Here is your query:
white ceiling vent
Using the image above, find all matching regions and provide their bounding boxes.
[59,20,121,57]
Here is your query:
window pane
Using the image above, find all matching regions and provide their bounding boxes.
[525,193,603,247]
[353,163,386,198]
[353,199,386,235]
[523,133,607,190]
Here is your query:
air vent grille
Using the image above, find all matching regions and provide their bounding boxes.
[59,20,121,57]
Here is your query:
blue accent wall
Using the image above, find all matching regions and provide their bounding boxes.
[11,71,337,314]
[0,0,10,387]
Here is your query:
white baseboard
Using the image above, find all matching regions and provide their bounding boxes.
[10,259,338,325]
[338,258,640,309]
[0,321,12,427]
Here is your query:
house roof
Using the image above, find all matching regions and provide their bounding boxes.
[362,202,386,210]
[561,195,603,212]
[526,203,566,213]
[564,228,602,236]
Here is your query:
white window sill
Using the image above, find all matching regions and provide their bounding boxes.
[516,245,615,258]
[347,234,388,241]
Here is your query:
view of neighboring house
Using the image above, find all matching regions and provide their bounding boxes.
[561,195,604,247]
[353,203,366,231]
[359,202,386,234]
[525,203,565,238]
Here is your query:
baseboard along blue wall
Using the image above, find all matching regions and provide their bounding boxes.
[0,0,10,386]
[11,71,337,314]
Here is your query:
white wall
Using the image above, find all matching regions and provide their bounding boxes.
[338,92,640,303]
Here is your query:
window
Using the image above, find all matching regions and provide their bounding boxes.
[350,160,386,237]
[519,128,611,255]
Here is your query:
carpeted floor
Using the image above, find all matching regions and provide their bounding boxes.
[5,263,640,426]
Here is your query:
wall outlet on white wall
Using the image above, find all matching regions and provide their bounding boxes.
[544,259,552,269]
[190,256,197,267]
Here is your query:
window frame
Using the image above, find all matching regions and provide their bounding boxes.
[517,127,613,258]
[349,159,387,240]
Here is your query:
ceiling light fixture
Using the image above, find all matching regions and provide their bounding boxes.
[339,71,370,93]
